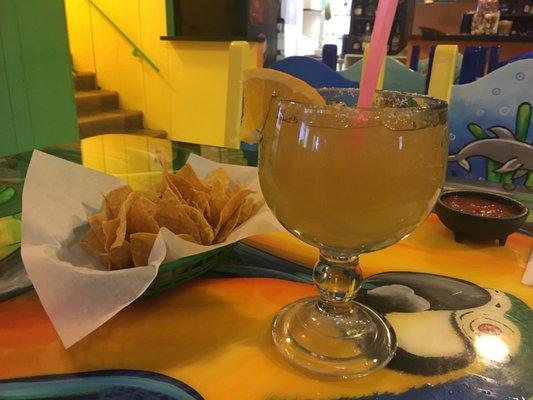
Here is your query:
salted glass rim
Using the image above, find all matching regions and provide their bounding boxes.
[267,89,448,131]
[274,88,448,114]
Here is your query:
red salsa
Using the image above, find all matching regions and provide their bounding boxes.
[443,195,519,218]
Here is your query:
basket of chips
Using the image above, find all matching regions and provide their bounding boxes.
[22,151,282,347]
[81,162,258,269]
[78,159,262,299]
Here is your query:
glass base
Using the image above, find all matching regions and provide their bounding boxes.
[272,297,397,379]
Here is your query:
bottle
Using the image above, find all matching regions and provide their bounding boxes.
[361,22,372,49]
[366,0,377,16]
[460,12,475,34]
[276,17,285,60]
[471,0,500,35]
[353,0,363,16]
[351,23,363,52]
[396,0,404,18]
[499,0,509,13]
[391,24,401,52]
[524,3,531,13]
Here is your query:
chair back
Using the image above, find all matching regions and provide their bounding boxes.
[270,56,357,88]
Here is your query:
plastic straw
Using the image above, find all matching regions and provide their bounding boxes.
[357,0,399,108]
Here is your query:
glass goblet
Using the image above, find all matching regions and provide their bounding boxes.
[258,89,448,378]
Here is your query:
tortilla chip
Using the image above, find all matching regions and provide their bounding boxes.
[81,228,111,268]
[180,204,214,245]
[104,185,133,218]
[160,185,183,205]
[155,189,202,243]
[105,193,135,251]
[88,208,108,246]
[130,232,158,267]
[102,218,120,252]
[203,167,230,190]
[237,197,255,226]
[108,240,133,270]
[215,203,242,243]
[204,201,211,222]
[175,164,209,193]
[163,170,186,203]
[215,189,254,236]
[139,188,162,203]
[178,233,197,243]
[151,180,166,192]
[206,178,230,228]
[81,228,105,253]
[226,181,245,198]
[167,174,209,213]
[127,194,159,234]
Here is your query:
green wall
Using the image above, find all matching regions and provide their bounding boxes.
[0,0,78,157]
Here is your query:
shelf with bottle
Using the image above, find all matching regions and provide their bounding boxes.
[365,0,377,17]
[352,1,363,16]
[345,21,405,55]
[346,0,413,55]
[503,0,533,15]
[389,22,402,54]
[344,21,371,53]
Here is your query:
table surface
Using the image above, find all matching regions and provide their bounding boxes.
[0,134,532,400]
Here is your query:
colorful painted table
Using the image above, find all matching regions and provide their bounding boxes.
[0,135,532,400]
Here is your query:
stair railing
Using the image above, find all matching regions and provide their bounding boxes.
[87,0,160,72]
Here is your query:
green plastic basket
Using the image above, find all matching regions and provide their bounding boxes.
[141,244,233,298]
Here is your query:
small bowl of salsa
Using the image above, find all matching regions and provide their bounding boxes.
[435,190,529,246]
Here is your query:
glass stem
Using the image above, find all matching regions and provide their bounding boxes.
[313,250,362,316]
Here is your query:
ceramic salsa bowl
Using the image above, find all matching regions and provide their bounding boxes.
[435,190,529,246]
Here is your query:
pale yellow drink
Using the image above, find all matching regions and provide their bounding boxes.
[259,102,448,252]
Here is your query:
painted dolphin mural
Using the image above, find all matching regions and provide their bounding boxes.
[448,126,533,179]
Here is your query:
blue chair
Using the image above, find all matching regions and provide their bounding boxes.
[505,51,533,65]
[477,47,489,79]
[322,44,338,71]
[339,56,426,94]
[448,59,533,190]
[424,45,436,94]
[488,45,501,73]
[270,56,358,89]
[341,34,351,58]
[410,45,420,72]
[458,46,488,84]
[486,49,533,72]
[419,52,464,84]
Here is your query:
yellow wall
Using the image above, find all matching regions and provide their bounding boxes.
[65,0,260,148]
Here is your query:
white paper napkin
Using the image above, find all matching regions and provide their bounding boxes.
[21,150,283,348]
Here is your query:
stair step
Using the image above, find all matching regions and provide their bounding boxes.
[75,90,119,115]
[74,72,97,91]
[129,129,168,139]
[78,109,143,138]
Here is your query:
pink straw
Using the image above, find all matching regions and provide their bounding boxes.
[357,0,399,108]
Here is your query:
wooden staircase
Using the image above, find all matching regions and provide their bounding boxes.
[73,72,167,139]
